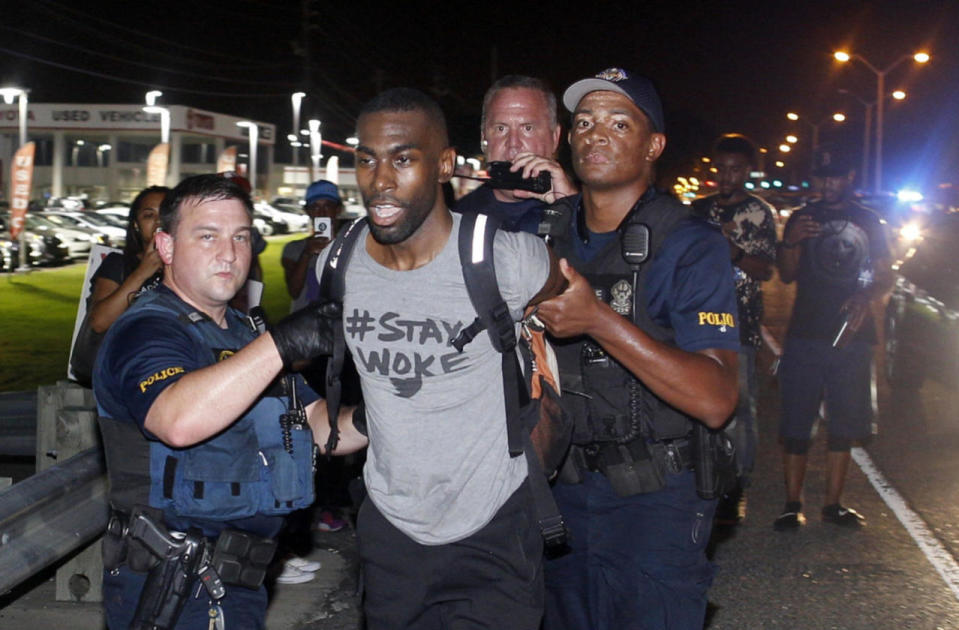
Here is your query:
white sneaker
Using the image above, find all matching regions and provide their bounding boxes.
[275,563,314,585]
[285,556,322,573]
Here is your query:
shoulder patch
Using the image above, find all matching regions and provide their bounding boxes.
[698,311,736,332]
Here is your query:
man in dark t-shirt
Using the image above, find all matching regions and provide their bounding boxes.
[774,146,892,531]
[454,75,576,233]
[692,134,777,525]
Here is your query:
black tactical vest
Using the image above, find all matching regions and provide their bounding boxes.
[549,191,695,445]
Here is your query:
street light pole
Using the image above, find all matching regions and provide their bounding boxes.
[0,88,28,149]
[785,111,845,174]
[236,121,258,196]
[291,92,305,167]
[308,119,322,181]
[143,107,170,144]
[834,50,929,193]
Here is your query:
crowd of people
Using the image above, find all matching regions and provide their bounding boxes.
[80,66,891,630]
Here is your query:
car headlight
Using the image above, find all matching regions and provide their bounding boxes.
[899,222,922,243]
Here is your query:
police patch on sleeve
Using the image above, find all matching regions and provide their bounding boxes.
[138,366,185,393]
[697,311,736,333]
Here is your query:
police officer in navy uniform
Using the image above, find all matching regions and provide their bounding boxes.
[535,69,740,629]
[94,174,366,629]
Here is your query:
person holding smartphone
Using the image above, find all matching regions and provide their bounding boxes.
[282,180,343,312]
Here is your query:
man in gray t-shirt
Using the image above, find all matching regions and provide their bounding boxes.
[315,89,564,629]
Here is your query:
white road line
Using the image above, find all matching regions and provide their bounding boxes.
[852,446,959,601]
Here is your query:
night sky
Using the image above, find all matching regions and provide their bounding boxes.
[2,0,957,193]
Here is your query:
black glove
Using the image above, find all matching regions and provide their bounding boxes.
[271,301,340,369]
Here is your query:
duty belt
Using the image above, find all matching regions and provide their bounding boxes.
[582,438,694,475]
[106,508,277,591]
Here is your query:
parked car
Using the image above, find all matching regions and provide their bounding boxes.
[1,212,100,260]
[0,225,69,268]
[272,197,305,214]
[253,215,275,236]
[45,211,127,248]
[884,211,959,391]
[253,202,309,233]
[95,200,130,211]
[97,206,131,222]
[46,196,95,211]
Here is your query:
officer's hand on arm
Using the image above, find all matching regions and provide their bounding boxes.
[145,302,339,448]
[269,301,339,370]
[307,402,369,454]
[537,259,738,428]
[508,152,578,205]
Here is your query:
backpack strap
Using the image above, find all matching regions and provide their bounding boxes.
[453,212,527,457]
[318,217,367,455]
[454,211,567,549]
[450,212,517,354]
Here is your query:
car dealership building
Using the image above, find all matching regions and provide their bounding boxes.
[0,103,275,203]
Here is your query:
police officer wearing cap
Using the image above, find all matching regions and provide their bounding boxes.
[94,174,366,629]
[535,68,740,629]
[774,146,892,532]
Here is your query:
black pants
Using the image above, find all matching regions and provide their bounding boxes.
[357,482,544,630]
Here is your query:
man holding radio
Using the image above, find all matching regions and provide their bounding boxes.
[282,180,343,312]
[535,68,740,629]
[455,75,577,234]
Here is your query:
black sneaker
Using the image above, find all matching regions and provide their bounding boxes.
[773,502,806,531]
[822,504,865,528]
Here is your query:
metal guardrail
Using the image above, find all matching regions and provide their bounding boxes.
[0,447,108,595]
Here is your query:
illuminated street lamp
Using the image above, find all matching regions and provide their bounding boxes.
[785,111,846,170]
[785,135,798,144]
[145,90,162,106]
[779,144,791,153]
[236,121,259,194]
[0,87,29,147]
[834,49,929,192]
[290,92,306,167]
[892,90,906,100]
[785,112,845,147]
[775,160,785,168]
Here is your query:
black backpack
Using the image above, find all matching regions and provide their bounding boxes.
[317,212,570,549]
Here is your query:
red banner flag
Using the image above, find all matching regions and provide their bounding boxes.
[9,141,36,240]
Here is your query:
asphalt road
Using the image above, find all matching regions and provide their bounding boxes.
[705,277,959,629]
[3,275,959,628]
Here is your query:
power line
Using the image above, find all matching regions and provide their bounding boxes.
[0,46,292,99]
[32,0,294,69]
[0,25,299,88]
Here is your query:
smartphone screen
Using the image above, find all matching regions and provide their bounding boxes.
[313,217,332,238]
